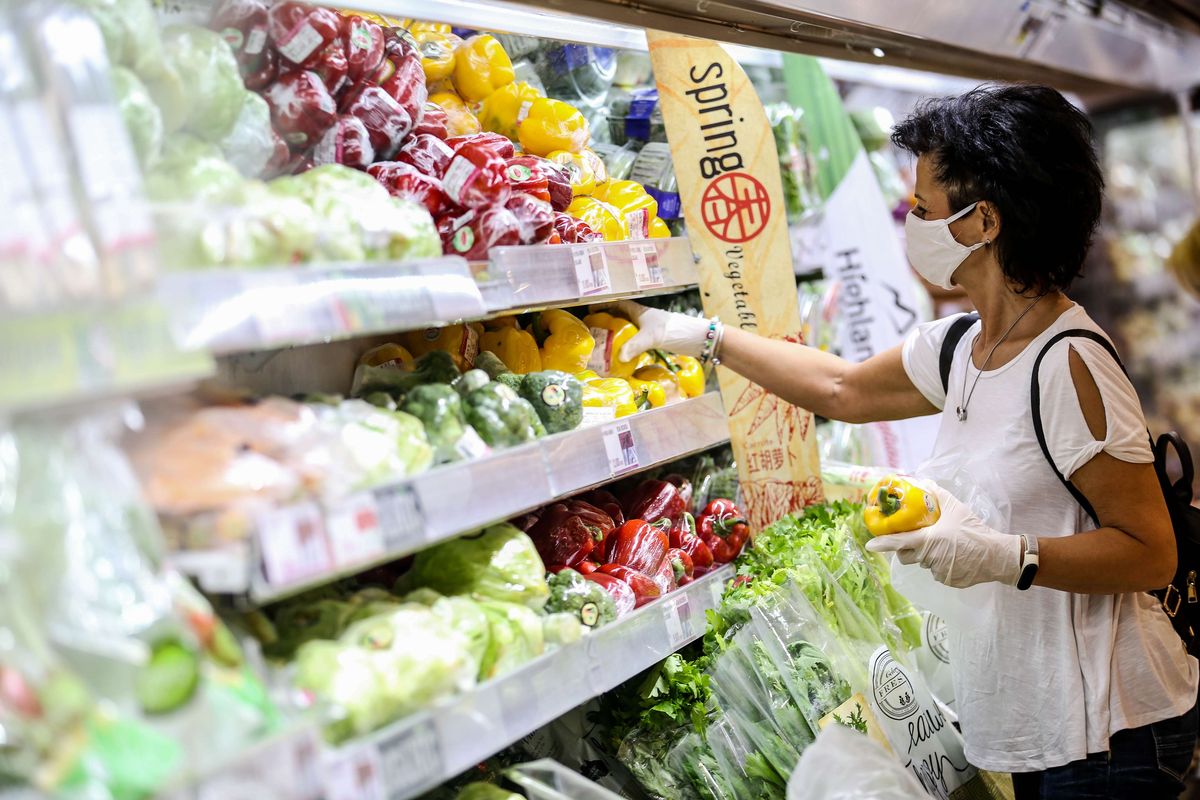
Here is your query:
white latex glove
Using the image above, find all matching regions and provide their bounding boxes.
[865,483,1023,589]
[605,300,713,361]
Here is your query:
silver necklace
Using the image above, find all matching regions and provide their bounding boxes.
[956,295,1045,422]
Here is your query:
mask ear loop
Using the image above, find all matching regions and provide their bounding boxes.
[947,201,987,250]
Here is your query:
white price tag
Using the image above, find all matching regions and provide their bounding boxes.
[371,484,426,553]
[664,594,693,648]
[324,745,384,800]
[377,719,443,797]
[580,405,617,428]
[601,420,639,476]
[258,503,331,588]
[325,492,385,568]
[630,242,665,289]
[572,245,612,296]
[453,427,491,460]
[170,546,251,595]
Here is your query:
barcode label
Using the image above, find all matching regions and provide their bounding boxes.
[630,242,664,289]
[325,492,385,567]
[601,420,639,476]
[324,744,384,800]
[377,719,443,797]
[258,503,331,588]
[572,245,612,296]
[371,484,426,553]
[664,594,693,648]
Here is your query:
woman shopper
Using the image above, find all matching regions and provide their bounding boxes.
[619,84,1198,798]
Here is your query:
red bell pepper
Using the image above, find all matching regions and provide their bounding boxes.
[584,572,635,617]
[679,534,714,571]
[528,500,615,568]
[624,478,685,525]
[599,564,661,607]
[581,488,625,527]
[649,557,677,595]
[609,518,669,575]
[663,474,693,514]
[576,560,600,575]
[668,512,696,549]
[697,499,749,564]
[665,547,694,583]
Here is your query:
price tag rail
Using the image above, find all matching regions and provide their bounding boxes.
[171,392,729,602]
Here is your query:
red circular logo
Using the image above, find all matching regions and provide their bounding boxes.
[700,172,771,243]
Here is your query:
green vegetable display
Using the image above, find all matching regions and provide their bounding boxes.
[463,383,546,448]
[111,66,162,167]
[401,384,472,463]
[453,369,491,397]
[356,351,461,399]
[518,371,583,434]
[545,568,616,629]
[158,25,245,141]
[397,524,550,611]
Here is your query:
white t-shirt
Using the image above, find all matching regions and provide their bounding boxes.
[901,304,1198,772]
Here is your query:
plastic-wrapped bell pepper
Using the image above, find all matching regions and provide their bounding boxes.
[652,351,704,398]
[602,180,659,240]
[664,474,694,513]
[681,534,714,571]
[567,197,625,242]
[649,554,679,595]
[452,34,514,103]
[576,370,638,420]
[413,29,460,82]
[582,148,608,192]
[479,81,542,141]
[401,323,483,371]
[547,151,596,197]
[583,312,650,378]
[598,564,660,608]
[665,547,695,584]
[626,376,666,410]
[528,499,615,568]
[580,488,624,529]
[409,20,451,33]
[609,518,670,575]
[863,476,940,536]
[534,309,594,374]
[517,98,590,157]
[633,364,682,406]
[484,316,520,331]
[649,216,671,238]
[480,326,542,374]
[429,91,481,136]
[577,560,600,575]
[358,342,414,370]
[624,478,685,526]
[697,499,749,563]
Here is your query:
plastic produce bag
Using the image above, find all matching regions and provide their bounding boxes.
[400,384,475,464]
[111,66,163,167]
[787,725,927,800]
[397,523,550,610]
[307,399,433,498]
[159,25,246,140]
[220,91,276,176]
[477,600,545,678]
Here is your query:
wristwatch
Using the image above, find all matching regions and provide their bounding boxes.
[1017,534,1040,590]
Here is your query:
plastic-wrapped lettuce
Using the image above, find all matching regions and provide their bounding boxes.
[477,600,545,679]
[221,92,276,177]
[397,524,550,611]
[309,400,433,493]
[159,26,245,141]
[144,136,244,203]
[430,595,492,681]
[111,66,162,168]
[77,0,164,77]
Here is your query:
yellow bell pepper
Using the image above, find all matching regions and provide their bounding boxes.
[358,342,414,370]
[409,20,452,33]
[602,180,658,240]
[633,364,683,405]
[547,151,596,197]
[582,148,608,190]
[567,197,625,242]
[517,98,590,156]
[626,376,667,409]
[534,309,594,374]
[413,30,460,83]
[480,327,542,374]
[478,81,542,141]
[576,371,638,419]
[863,476,941,537]
[649,216,671,238]
[651,351,704,398]
[483,315,520,331]
[429,91,481,136]
[401,323,483,371]
[582,312,651,378]
[452,34,514,103]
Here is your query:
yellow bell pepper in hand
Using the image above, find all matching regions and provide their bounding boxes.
[478,81,541,141]
[480,327,542,374]
[863,476,941,537]
[576,371,638,420]
[583,312,651,378]
[517,98,589,156]
[401,323,483,371]
[359,342,414,370]
[602,180,658,240]
[547,151,596,197]
[430,91,481,136]
[534,309,594,374]
[633,364,683,404]
[413,30,460,82]
[452,34,514,103]
[567,197,625,241]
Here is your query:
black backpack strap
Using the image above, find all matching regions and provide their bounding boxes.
[1030,329,1129,527]
[939,312,980,395]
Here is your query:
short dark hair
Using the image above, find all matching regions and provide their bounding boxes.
[891,84,1103,294]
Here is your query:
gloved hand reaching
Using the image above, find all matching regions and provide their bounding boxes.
[606,300,713,362]
[866,482,1023,589]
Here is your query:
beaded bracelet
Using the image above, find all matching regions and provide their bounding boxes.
[699,318,724,366]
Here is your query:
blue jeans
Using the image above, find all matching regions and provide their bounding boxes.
[1011,703,1198,799]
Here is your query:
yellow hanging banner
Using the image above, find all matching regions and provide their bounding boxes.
[648,30,823,528]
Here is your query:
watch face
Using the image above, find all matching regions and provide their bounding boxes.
[1017,563,1039,591]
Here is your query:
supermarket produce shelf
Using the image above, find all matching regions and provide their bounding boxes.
[478,236,698,315]
[317,565,733,800]
[0,298,215,416]
[157,258,486,355]
[171,392,730,601]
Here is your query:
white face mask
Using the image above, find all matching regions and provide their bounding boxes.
[904,202,986,290]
